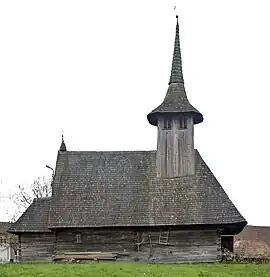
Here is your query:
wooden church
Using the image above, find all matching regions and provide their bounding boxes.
[9,16,247,263]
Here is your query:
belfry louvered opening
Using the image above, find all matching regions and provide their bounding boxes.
[162,117,187,130]
[163,119,172,130]
[178,116,187,129]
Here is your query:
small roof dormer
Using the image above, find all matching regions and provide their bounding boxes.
[147,16,203,126]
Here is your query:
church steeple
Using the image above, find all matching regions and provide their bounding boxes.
[169,15,184,85]
[147,16,203,126]
[59,134,67,152]
[148,16,203,178]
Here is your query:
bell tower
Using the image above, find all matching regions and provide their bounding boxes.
[147,16,203,178]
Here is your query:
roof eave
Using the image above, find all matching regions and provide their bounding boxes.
[147,111,204,126]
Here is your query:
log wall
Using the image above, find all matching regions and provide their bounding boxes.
[20,233,55,261]
[55,229,136,255]
[55,228,221,263]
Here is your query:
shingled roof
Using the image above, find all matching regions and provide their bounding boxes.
[8,198,52,233]
[147,16,203,126]
[9,17,246,236]
[48,150,246,233]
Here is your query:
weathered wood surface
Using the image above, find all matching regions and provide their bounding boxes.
[20,233,55,261]
[64,252,118,255]
[55,229,135,255]
[53,252,117,261]
[55,228,221,263]
[138,229,220,263]
[157,116,195,178]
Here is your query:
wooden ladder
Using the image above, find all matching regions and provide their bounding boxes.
[158,230,169,244]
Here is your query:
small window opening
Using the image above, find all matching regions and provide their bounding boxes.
[73,233,82,244]
[178,117,187,129]
[163,119,171,130]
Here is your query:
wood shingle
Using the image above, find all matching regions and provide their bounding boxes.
[47,150,245,231]
[9,198,52,233]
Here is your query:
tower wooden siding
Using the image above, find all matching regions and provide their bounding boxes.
[157,116,195,177]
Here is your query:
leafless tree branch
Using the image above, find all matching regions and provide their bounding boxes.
[0,176,52,253]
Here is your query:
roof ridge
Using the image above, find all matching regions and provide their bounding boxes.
[61,150,156,154]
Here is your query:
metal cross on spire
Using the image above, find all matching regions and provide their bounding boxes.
[173,5,178,17]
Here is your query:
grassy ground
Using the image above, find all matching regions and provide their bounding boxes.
[1,262,270,277]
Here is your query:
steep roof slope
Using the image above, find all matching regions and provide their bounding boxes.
[8,198,52,233]
[48,150,246,231]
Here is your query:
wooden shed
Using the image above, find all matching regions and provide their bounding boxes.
[8,16,246,263]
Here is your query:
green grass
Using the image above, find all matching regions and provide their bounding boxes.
[1,262,270,277]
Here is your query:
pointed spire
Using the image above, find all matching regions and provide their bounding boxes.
[169,15,184,85]
[59,133,67,152]
[147,15,203,126]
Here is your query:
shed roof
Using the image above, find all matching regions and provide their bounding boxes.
[8,198,52,233]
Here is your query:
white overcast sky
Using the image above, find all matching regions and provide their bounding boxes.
[0,0,269,225]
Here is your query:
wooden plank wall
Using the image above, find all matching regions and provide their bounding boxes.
[20,233,55,261]
[56,229,136,255]
[156,117,195,178]
[145,229,220,263]
[55,228,221,263]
